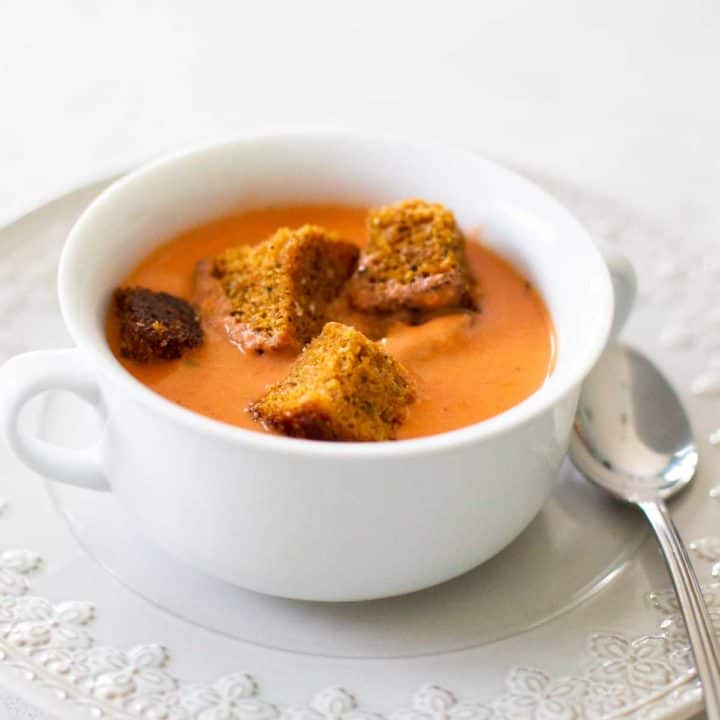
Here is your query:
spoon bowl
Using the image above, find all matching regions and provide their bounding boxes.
[570,343,699,502]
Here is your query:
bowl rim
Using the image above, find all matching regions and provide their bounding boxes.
[58,128,614,459]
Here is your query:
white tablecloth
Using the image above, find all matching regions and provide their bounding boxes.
[0,1,717,718]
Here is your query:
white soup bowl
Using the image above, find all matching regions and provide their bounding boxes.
[0,132,634,601]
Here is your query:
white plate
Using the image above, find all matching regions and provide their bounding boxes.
[0,173,718,720]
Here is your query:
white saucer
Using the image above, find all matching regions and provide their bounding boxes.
[0,173,718,720]
[40,391,646,659]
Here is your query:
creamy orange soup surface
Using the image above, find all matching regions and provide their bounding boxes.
[107,205,556,440]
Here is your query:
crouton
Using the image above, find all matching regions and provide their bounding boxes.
[249,322,415,441]
[347,199,477,313]
[213,225,359,352]
[114,287,203,362]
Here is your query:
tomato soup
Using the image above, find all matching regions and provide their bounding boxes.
[107,206,555,439]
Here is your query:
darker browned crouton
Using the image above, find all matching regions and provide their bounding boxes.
[114,287,203,362]
[249,322,415,441]
[347,199,477,313]
[212,225,359,352]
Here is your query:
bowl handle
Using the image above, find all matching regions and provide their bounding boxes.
[0,348,109,491]
[600,246,637,339]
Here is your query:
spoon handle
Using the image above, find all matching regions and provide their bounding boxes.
[639,499,720,720]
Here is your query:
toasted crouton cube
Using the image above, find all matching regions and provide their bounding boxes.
[213,225,359,352]
[114,287,203,362]
[249,322,415,441]
[347,199,477,313]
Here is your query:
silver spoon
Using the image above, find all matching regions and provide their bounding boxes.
[570,343,720,719]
